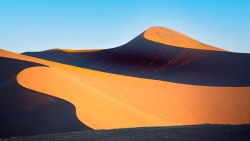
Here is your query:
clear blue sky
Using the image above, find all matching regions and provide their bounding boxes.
[1,0,250,53]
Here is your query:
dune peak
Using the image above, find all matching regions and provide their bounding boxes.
[144,26,227,51]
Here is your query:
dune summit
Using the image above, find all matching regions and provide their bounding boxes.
[0,26,250,138]
[144,26,227,51]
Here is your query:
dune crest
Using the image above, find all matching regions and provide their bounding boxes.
[44,48,102,53]
[60,49,102,53]
[144,26,227,51]
[42,48,103,53]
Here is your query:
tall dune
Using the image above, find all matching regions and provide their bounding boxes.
[90,30,250,86]
[22,26,226,68]
[23,27,250,86]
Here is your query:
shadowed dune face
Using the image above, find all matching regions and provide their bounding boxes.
[0,54,91,138]
[22,50,88,68]
[23,48,117,68]
[144,26,227,51]
[90,33,250,86]
[0,57,45,85]
[0,78,91,138]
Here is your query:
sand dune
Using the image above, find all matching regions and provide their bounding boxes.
[90,31,250,86]
[0,76,90,138]
[61,49,102,53]
[144,26,227,51]
[0,50,91,138]
[17,65,250,129]
[45,48,102,53]
[1,26,250,138]
[22,26,224,67]
[1,48,250,132]
[23,27,250,86]
[23,48,116,68]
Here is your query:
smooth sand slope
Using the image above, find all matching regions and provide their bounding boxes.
[1,49,250,132]
[144,26,227,51]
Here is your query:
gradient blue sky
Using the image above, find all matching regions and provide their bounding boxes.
[1,0,250,53]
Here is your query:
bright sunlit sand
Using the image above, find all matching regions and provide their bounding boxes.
[144,26,227,51]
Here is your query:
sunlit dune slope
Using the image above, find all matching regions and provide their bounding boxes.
[18,66,250,128]
[1,49,250,132]
[144,26,227,51]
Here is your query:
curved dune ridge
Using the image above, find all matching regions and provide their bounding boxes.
[45,48,102,53]
[0,50,91,138]
[1,49,250,131]
[144,26,227,51]
[60,49,102,53]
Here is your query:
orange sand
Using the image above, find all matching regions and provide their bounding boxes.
[1,48,249,130]
[45,48,102,53]
[144,26,227,51]
[61,49,102,53]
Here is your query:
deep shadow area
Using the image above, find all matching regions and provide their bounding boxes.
[4,124,250,141]
[0,57,45,85]
[23,32,250,87]
[0,57,92,138]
